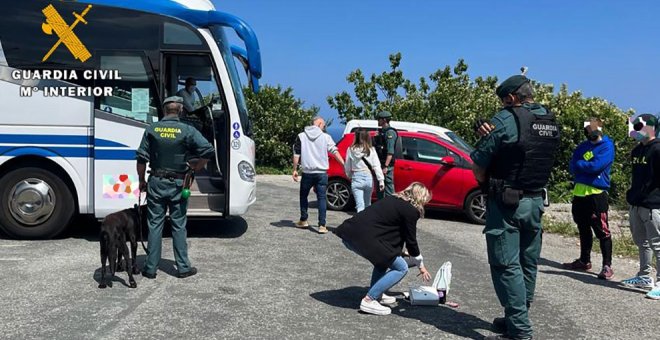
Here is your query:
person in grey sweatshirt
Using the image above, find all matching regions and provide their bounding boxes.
[292,116,345,234]
[344,129,385,212]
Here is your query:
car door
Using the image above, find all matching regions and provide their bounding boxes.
[395,135,465,208]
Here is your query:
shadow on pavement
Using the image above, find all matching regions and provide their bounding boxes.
[92,255,181,288]
[538,257,647,295]
[310,286,491,339]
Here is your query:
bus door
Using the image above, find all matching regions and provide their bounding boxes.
[162,53,227,213]
[92,52,160,217]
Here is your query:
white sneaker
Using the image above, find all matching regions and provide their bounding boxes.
[360,298,391,315]
[646,284,660,300]
[380,293,396,305]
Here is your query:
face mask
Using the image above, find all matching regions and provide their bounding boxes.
[632,132,647,142]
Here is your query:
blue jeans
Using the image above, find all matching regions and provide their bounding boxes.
[300,173,328,226]
[351,171,373,213]
[343,240,409,300]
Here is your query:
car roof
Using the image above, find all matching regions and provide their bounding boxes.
[343,119,452,139]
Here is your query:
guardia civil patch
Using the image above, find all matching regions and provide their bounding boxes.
[530,122,559,138]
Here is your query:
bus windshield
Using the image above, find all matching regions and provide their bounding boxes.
[211,25,251,136]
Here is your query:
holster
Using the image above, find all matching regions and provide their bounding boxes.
[489,178,521,209]
[183,169,195,190]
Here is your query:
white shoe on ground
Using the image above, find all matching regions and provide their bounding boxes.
[360,298,391,315]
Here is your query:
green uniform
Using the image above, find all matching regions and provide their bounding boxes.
[377,127,397,198]
[136,116,214,276]
[470,103,550,339]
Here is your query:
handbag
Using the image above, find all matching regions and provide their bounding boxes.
[409,261,452,306]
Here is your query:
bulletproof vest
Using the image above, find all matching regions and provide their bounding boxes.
[374,126,400,166]
[146,119,190,173]
[489,106,560,189]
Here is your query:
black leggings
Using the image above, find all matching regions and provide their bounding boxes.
[571,192,612,266]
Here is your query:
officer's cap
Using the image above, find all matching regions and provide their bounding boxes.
[163,96,183,105]
[376,111,392,119]
[496,75,530,98]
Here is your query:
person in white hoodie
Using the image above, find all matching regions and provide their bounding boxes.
[292,116,345,234]
[344,130,385,212]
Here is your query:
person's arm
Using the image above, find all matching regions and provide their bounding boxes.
[569,148,579,176]
[135,131,150,191]
[401,207,430,281]
[574,141,615,174]
[383,130,396,170]
[327,134,344,166]
[344,150,352,178]
[292,136,301,182]
[370,149,385,188]
[469,116,505,184]
[188,129,215,170]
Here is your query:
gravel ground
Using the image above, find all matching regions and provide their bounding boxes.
[0,175,657,340]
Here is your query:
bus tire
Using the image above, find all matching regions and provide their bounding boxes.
[0,167,75,239]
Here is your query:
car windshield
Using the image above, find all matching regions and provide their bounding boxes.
[444,132,474,153]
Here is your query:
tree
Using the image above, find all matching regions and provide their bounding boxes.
[244,85,319,169]
[328,53,635,205]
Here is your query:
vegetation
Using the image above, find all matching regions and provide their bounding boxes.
[327,53,637,206]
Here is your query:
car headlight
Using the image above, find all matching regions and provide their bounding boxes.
[238,161,256,182]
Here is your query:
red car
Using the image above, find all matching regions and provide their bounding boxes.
[326,131,486,224]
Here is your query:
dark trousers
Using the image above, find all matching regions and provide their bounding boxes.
[300,173,328,226]
[571,192,612,266]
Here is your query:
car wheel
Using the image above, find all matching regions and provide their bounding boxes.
[0,167,75,239]
[326,178,353,211]
[464,190,487,225]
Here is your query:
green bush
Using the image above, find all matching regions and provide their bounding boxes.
[328,53,637,206]
[244,85,319,169]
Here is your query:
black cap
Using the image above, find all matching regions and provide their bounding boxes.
[496,75,530,98]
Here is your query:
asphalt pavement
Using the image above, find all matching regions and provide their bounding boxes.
[0,175,658,340]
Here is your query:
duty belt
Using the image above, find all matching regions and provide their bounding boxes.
[150,169,186,180]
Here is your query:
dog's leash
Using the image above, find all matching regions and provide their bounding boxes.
[137,191,148,254]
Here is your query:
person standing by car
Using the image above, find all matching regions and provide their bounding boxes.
[374,111,398,199]
[563,118,615,280]
[344,129,385,212]
[336,182,432,315]
[471,74,561,340]
[622,113,660,300]
[293,116,345,234]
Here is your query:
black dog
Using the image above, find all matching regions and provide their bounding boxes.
[98,205,144,289]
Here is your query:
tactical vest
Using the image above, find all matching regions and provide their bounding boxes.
[489,106,561,189]
[374,126,400,167]
[146,119,190,173]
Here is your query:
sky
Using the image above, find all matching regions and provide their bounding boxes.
[214,0,660,138]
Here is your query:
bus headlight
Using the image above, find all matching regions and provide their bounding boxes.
[238,161,256,182]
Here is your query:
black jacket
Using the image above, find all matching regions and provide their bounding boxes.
[626,139,660,208]
[336,196,421,269]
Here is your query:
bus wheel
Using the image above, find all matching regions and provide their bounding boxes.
[0,167,75,239]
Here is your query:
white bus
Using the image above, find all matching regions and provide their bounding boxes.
[0,0,261,238]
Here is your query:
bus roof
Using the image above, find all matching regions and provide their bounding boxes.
[82,0,262,91]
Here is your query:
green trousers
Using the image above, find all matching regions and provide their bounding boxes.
[143,176,192,275]
[377,166,394,199]
[484,195,544,339]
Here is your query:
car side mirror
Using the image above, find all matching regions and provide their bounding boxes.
[440,156,455,166]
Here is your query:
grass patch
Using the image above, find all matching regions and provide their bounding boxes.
[543,216,638,258]
[256,166,292,175]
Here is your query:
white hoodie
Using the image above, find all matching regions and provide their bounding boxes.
[344,146,384,186]
[293,126,338,174]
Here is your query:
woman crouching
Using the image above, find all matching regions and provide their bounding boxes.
[336,182,432,315]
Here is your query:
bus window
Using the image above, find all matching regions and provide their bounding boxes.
[163,22,204,46]
[96,55,159,123]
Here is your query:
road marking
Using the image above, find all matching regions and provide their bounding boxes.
[0,244,26,247]
[0,257,25,261]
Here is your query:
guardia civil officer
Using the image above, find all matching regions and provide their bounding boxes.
[374,111,398,198]
[136,96,215,279]
[470,75,560,340]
